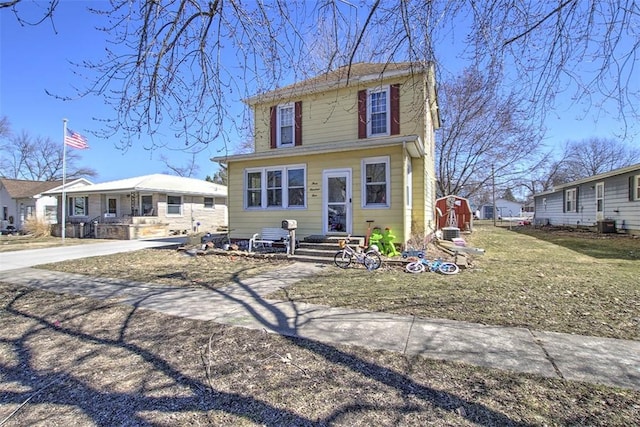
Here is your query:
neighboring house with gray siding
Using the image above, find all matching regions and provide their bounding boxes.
[533,163,640,234]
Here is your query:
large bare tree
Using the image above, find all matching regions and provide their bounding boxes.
[520,137,640,198]
[436,66,541,199]
[0,127,97,181]
[563,137,640,178]
[4,1,638,152]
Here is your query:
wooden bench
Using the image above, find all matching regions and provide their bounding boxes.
[249,227,290,253]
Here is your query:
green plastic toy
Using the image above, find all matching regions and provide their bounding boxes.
[381,227,400,257]
[368,227,383,251]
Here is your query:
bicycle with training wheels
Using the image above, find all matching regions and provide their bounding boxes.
[334,235,382,270]
[405,256,459,274]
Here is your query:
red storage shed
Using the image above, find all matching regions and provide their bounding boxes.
[435,195,473,231]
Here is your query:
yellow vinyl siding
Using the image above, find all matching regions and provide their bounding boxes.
[253,75,427,153]
[227,146,412,240]
[220,65,439,247]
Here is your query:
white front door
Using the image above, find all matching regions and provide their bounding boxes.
[323,169,352,234]
[595,182,604,221]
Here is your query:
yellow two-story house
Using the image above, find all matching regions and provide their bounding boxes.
[212,62,440,246]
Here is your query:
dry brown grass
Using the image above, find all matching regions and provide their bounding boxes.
[272,225,640,340]
[1,226,639,424]
[2,283,639,426]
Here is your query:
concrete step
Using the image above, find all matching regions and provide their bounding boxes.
[288,253,335,264]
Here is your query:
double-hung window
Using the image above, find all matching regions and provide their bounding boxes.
[245,165,306,209]
[247,172,262,208]
[635,175,640,201]
[565,188,576,212]
[368,87,389,137]
[167,195,182,215]
[266,170,283,207]
[204,197,214,209]
[277,103,294,147]
[362,156,390,207]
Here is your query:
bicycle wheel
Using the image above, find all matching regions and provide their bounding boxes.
[363,251,382,270]
[334,250,353,268]
[437,262,460,275]
[405,261,425,273]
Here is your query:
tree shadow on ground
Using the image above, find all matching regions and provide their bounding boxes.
[0,268,535,426]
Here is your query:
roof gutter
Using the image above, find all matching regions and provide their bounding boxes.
[212,135,424,164]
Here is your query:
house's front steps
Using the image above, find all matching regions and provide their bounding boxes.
[290,236,356,264]
[290,235,402,265]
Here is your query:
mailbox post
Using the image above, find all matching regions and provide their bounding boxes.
[281,220,297,255]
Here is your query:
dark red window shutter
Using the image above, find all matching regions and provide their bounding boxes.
[270,106,277,149]
[295,101,302,146]
[390,83,400,135]
[358,89,367,139]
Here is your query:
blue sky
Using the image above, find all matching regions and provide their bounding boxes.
[1,1,225,182]
[1,1,635,183]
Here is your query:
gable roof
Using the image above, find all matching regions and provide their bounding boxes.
[45,174,227,197]
[0,178,65,199]
[534,162,640,197]
[245,61,430,106]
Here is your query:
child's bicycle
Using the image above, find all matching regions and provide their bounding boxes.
[405,257,459,274]
[334,235,382,270]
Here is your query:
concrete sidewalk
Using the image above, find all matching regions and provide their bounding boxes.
[0,237,187,271]
[0,262,638,391]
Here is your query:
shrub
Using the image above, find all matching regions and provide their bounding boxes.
[23,217,52,237]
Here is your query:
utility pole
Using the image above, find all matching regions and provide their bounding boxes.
[492,164,496,227]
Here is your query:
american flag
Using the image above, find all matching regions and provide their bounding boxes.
[65,128,89,149]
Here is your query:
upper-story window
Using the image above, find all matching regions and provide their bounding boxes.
[270,101,302,148]
[358,84,400,139]
[277,104,294,146]
[368,88,389,136]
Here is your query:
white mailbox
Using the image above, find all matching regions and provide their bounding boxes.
[281,219,297,230]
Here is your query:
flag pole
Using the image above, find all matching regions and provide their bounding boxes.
[62,118,67,243]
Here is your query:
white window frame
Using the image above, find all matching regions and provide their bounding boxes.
[204,197,215,209]
[361,156,390,208]
[277,103,295,147]
[68,196,88,217]
[367,86,390,137]
[565,188,576,212]
[167,195,183,216]
[246,171,262,208]
[244,165,306,210]
[635,174,640,200]
[44,205,57,223]
[266,169,283,207]
[287,168,306,207]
